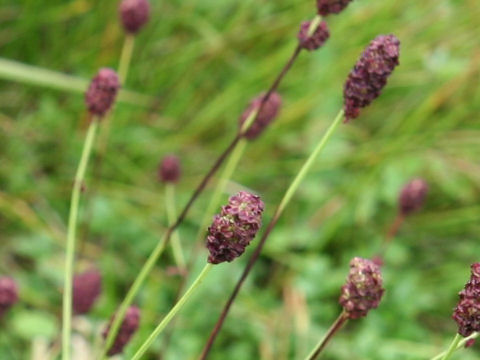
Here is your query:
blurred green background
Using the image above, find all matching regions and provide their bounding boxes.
[1,0,480,359]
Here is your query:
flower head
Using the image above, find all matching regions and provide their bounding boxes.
[206,191,264,264]
[159,155,181,183]
[85,68,120,117]
[398,178,428,216]
[119,0,150,34]
[343,34,400,122]
[453,263,480,337]
[0,277,18,318]
[339,257,384,319]
[316,0,354,16]
[239,92,282,140]
[298,20,330,51]
[103,306,141,356]
[73,269,102,315]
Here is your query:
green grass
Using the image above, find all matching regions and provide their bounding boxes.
[0,0,480,359]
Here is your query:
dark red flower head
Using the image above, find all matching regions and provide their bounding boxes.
[316,0,354,16]
[85,68,120,117]
[239,92,282,140]
[398,178,428,216]
[206,191,264,264]
[119,0,150,34]
[159,155,181,183]
[73,268,102,315]
[103,306,141,356]
[343,34,400,122]
[0,277,18,318]
[339,257,384,319]
[453,263,480,337]
[298,20,330,51]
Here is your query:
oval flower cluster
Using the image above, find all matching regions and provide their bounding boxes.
[239,92,282,140]
[73,268,102,315]
[339,257,384,319]
[0,277,18,318]
[398,178,429,216]
[453,263,480,337]
[84,68,120,117]
[297,20,330,51]
[206,191,264,264]
[316,0,354,16]
[103,306,141,356]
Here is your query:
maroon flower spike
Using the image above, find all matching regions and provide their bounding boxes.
[206,191,264,264]
[316,0,354,16]
[239,92,282,140]
[159,155,181,183]
[343,34,400,122]
[0,277,18,318]
[452,263,480,337]
[73,269,102,315]
[85,68,120,117]
[339,257,384,319]
[119,0,150,34]
[298,20,330,51]
[398,178,428,216]
[103,306,141,356]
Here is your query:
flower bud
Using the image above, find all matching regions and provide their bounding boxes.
[239,92,282,140]
[206,191,264,264]
[85,68,120,117]
[398,178,428,216]
[0,277,18,318]
[73,269,102,315]
[453,263,480,337]
[316,0,354,16]
[158,155,181,183]
[343,34,400,122]
[339,257,384,319]
[119,0,150,34]
[298,20,330,51]
[103,306,141,356]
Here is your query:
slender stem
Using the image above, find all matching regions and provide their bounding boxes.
[131,264,213,360]
[62,119,99,360]
[199,109,345,360]
[305,312,348,360]
[118,35,135,84]
[431,333,478,360]
[375,212,405,262]
[307,15,323,37]
[165,184,186,270]
[439,334,463,360]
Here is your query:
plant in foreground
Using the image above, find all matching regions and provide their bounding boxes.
[129,192,264,359]
[306,258,384,359]
[62,68,119,360]
[102,306,141,356]
[0,276,18,318]
[72,268,102,315]
[198,33,401,359]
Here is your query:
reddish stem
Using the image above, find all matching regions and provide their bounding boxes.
[307,312,348,360]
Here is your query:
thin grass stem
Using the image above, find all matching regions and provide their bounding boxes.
[430,333,478,360]
[305,312,348,360]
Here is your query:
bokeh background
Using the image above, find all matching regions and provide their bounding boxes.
[1,0,480,359]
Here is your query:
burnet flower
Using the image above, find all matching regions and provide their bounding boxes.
[85,68,120,117]
[343,34,400,122]
[103,306,141,356]
[0,277,18,318]
[239,93,282,140]
[119,0,151,34]
[316,0,354,16]
[452,263,480,337]
[159,155,181,183]
[339,257,384,319]
[206,191,264,264]
[73,268,102,315]
[297,20,330,51]
[398,178,429,216]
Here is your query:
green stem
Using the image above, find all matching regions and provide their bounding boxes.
[305,312,348,360]
[118,35,135,85]
[131,264,213,360]
[62,119,99,360]
[437,333,463,360]
[431,333,478,360]
[100,232,169,359]
[165,184,186,270]
[307,15,323,37]
[278,109,344,214]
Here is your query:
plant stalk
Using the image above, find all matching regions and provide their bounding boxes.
[62,118,99,360]
[198,109,345,359]
[431,333,478,360]
[439,334,463,360]
[305,312,348,360]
